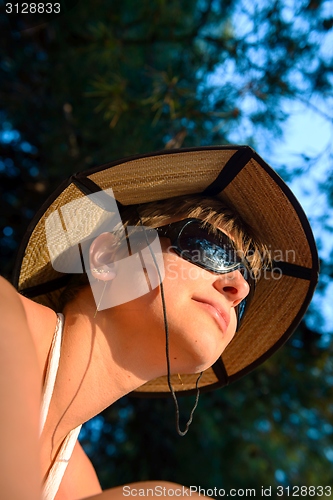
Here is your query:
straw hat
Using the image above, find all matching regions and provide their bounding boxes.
[13,146,319,396]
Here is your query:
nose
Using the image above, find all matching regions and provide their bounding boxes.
[213,270,250,307]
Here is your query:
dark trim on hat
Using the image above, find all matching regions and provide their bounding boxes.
[72,175,124,212]
[19,274,72,298]
[272,261,313,280]
[211,357,229,387]
[72,175,103,195]
[202,148,254,195]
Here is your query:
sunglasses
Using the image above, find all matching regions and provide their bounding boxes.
[154,218,255,328]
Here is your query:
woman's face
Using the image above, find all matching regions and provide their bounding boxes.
[99,219,250,379]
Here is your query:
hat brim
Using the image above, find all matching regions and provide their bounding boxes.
[13,146,319,396]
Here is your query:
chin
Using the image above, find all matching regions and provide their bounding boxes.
[179,345,225,375]
[169,325,233,374]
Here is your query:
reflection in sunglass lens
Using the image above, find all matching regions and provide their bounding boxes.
[178,224,239,272]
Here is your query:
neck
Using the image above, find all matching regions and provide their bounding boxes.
[40,288,165,450]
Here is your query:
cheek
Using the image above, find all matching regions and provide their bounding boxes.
[163,252,210,284]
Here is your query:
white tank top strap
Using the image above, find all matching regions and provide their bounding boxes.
[40,313,64,434]
[40,313,82,500]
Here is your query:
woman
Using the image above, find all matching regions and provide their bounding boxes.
[1,146,319,500]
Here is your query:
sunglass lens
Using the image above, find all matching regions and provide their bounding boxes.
[178,223,240,272]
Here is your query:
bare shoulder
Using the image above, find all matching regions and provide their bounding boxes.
[0,274,20,296]
[0,276,37,352]
[0,275,34,346]
[0,275,24,312]
[0,274,16,292]
[0,275,59,372]
[0,276,35,340]
[0,275,43,499]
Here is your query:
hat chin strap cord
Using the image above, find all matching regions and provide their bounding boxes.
[137,213,202,436]
[159,278,203,436]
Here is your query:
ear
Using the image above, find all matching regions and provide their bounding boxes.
[89,232,119,281]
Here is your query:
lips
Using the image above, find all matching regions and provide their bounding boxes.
[193,297,230,333]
